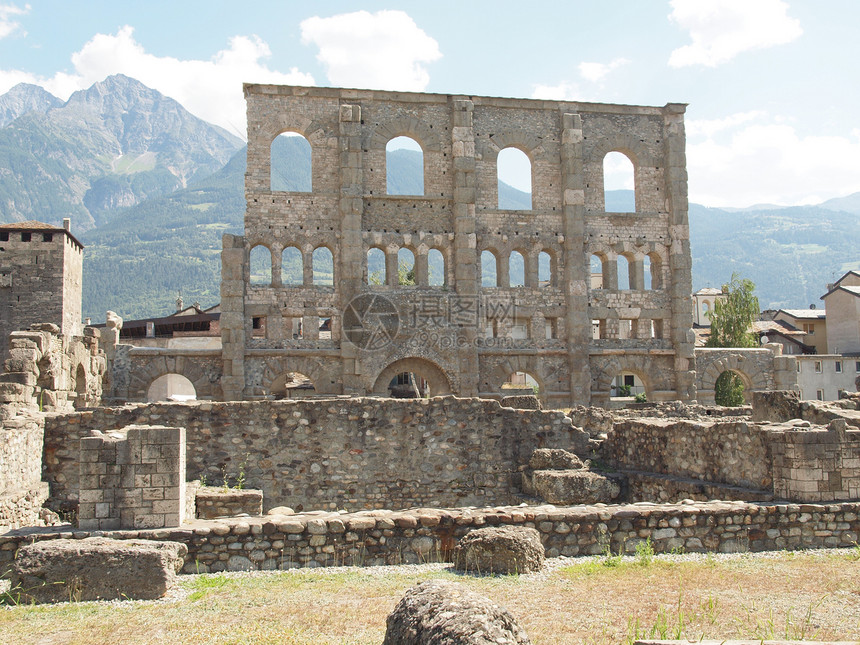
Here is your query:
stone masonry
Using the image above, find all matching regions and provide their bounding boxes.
[78,425,186,530]
[218,85,696,408]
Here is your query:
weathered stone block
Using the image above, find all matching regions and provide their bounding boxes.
[9,537,186,603]
[452,526,544,575]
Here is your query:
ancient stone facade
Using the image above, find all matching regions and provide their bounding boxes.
[219,85,696,407]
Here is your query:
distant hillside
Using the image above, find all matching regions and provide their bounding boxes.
[0,74,243,231]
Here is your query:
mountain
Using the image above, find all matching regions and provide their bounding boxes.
[0,83,62,127]
[0,74,243,231]
[819,191,860,215]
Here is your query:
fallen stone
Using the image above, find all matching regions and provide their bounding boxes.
[383,579,530,644]
[500,394,542,410]
[528,448,583,470]
[9,537,186,603]
[452,526,544,575]
[523,469,622,505]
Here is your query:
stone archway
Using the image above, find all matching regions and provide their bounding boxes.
[372,357,453,397]
[697,350,771,405]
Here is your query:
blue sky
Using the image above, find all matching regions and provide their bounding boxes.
[1,1,858,207]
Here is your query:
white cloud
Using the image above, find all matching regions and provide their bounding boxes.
[300,10,440,91]
[578,57,629,83]
[531,81,581,101]
[687,113,860,206]
[0,26,314,138]
[0,3,27,39]
[685,110,766,138]
[668,0,802,68]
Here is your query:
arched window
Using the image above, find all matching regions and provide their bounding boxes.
[590,255,604,289]
[538,251,553,287]
[281,246,302,286]
[312,247,333,286]
[367,248,386,285]
[250,245,272,286]
[509,251,525,287]
[386,136,423,195]
[604,151,635,212]
[617,255,631,290]
[497,147,532,209]
[398,248,415,286]
[428,248,445,287]
[481,250,499,287]
[271,132,311,191]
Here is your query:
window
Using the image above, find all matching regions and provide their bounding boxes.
[511,320,528,339]
[590,255,604,289]
[21,232,31,242]
[796,361,802,373]
[428,249,445,287]
[803,323,815,335]
[43,233,53,242]
[497,147,532,209]
[856,361,860,372]
[545,318,557,340]
[312,247,333,286]
[816,389,824,401]
[249,245,272,286]
[271,132,312,191]
[397,248,416,286]
[603,151,635,212]
[481,250,499,287]
[386,136,424,195]
[814,361,822,373]
[835,361,842,373]
[538,251,552,287]
[509,251,525,287]
[281,246,303,286]
[0,232,8,242]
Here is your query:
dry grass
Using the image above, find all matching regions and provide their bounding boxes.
[1,549,859,644]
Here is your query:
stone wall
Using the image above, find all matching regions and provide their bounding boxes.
[216,85,696,407]
[0,413,47,528]
[43,397,590,513]
[605,414,860,503]
[605,418,773,491]
[78,425,186,530]
[694,345,798,405]
[2,501,857,574]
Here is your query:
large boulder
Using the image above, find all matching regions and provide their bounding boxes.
[9,537,187,603]
[383,580,531,644]
[523,469,622,504]
[500,394,542,410]
[452,526,544,575]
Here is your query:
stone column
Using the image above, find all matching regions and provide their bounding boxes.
[220,234,246,401]
[525,252,539,288]
[664,103,697,401]
[498,254,510,289]
[385,249,399,286]
[451,98,479,395]
[561,112,592,405]
[302,249,313,287]
[415,251,429,287]
[631,258,645,290]
[338,104,365,394]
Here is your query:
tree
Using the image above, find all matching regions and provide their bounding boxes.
[706,273,759,406]
[714,370,746,407]
[705,273,759,349]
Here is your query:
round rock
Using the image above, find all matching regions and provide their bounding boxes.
[383,579,531,644]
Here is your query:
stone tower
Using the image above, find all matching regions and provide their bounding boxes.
[0,219,83,357]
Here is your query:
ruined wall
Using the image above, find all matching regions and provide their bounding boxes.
[43,397,589,513]
[694,345,798,405]
[217,85,695,407]
[606,414,860,503]
[0,413,47,528]
[605,418,773,491]
[2,501,858,573]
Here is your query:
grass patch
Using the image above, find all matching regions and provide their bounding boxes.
[0,551,858,644]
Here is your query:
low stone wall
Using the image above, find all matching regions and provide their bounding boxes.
[43,397,589,513]
[606,415,860,504]
[605,419,773,490]
[1,501,857,574]
[196,488,263,520]
[0,414,46,527]
[625,471,773,504]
